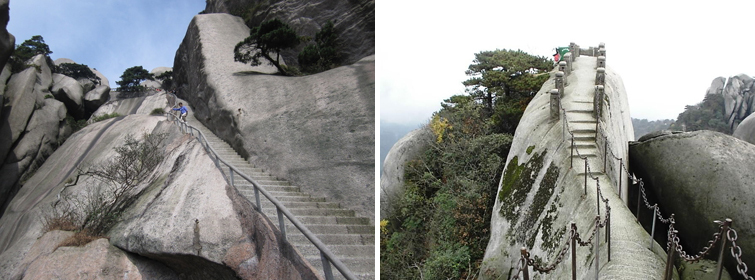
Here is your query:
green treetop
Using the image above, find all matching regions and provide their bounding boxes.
[116,66,153,92]
[234,18,300,76]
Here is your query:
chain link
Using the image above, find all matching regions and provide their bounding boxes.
[727,228,755,279]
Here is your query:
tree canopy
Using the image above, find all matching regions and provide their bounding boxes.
[234,18,300,76]
[154,70,174,90]
[381,49,550,279]
[116,66,153,92]
[669,93,731,134]
[57,63,100,85]
[298,20,342,73]
[11,35,53,73]
[463,49,552,115]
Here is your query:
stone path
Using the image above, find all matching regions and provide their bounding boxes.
[182,112,375,280]
[559,56,667,279]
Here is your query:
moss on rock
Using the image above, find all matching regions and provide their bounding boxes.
[498,150,547,227]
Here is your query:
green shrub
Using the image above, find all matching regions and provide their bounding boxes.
[91,112,121,123]
[150,108,165,115]
[43,133,167,245]
[66,115,88,132]
[44,94,53,99]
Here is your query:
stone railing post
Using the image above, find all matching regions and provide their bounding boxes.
[550,89,560,121]
[559,61,569,82]
[564,52,573,71]
[595,67,605,86]
[594,85,604,119]
[556,71,565,96]
[597,56,606,69]
[599,48,606,58]
[570,42,579,58]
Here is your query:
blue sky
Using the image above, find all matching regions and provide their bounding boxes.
[8,0,206,88]
[378,0,755,124]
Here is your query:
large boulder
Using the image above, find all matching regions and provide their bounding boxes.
[141,67,172,89]
[480,56,662,279]
[708,74,755,131]
[733,112,755,145]
[629,130,755,276]
[89,92,170,122]
[0,115,319,279]
[51,73,85,118]
[83,85,111,114]
[203,0,374,68]
[22,234,178,279]
[0,0,13,70]
[54,58,110,88]
[0,68,37,162]
[379,127,431,218]
[174,14,374,221]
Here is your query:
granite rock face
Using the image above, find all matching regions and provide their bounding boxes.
[733,112,755,145]
[203,0,374,68]
[629,130,755,276]
[480,56,664,279]
[141,66,172,89]
[0,62,71,217]
[174,14,374,221]
[706,74,755,131]
[0,115,319,279]
[379,127,431,218]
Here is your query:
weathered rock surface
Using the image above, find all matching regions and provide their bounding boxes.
[203,0,374,68]
[23,235,178,279]
[706,74,755,131]
[89,92,171,122]
[0,0,13,71]
[0,115,319,279]
[677,259,731,280]
[141,67,172,89]
[379,127,431,218]
[83,85,111,114]
[0,67,37,162]
[174,13,374,221]
[51,73,85,118]
[629,130,755,276]
[481,55,665,279]
[733,112,755,145]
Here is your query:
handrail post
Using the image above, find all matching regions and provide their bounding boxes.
[556,71,565,96]
[595,215,600,280]
[650,204,657,249]
[664,230,678,280]
[571,222,577,280]
[607,209,611,262]
[596,178,600,216]
[550,89,561,121]
[636,182,642,219]
[716,218,732,280]
[618,159,623,200]
[520,248,530,280]
[320,251,335,280]
[571,137,574,169]
[277,207,287,241]
[254,185,262,211]
[584,158,588,195]
[603,135,608,173]
[229,166,234,187]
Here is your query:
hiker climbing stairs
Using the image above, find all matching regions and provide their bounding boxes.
[182,112,375,280]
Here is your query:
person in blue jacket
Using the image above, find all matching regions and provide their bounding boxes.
[172,102,188,122]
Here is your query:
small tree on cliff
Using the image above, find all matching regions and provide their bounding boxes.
[116,66,153,92]
[298,20,342,73]
[57,62,101,85]
[10,35,54,73]
[463,49,552,133]
[234,18,300,76]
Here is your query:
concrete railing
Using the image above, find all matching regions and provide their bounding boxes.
[164,96,357,280]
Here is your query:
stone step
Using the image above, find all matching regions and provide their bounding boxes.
[260,200,341,210]
[293,244,373,260]
[305,257,375,279]
[263,207,355,218]
[288,224,374,235]
[287,233,374,246]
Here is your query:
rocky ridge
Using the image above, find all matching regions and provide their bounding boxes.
[173,13,374,221]
[203,0,374,68]
[705,74,755,131]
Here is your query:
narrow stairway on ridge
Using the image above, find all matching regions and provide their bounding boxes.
[560,56,663,278]
[180,110,375,280]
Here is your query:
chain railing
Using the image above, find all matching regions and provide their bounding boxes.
[164,94,357,280]
[513,43,611,280]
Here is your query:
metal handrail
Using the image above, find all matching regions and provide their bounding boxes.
[164,108,357,280]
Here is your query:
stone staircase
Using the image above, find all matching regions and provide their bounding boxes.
[182,113,375,280]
